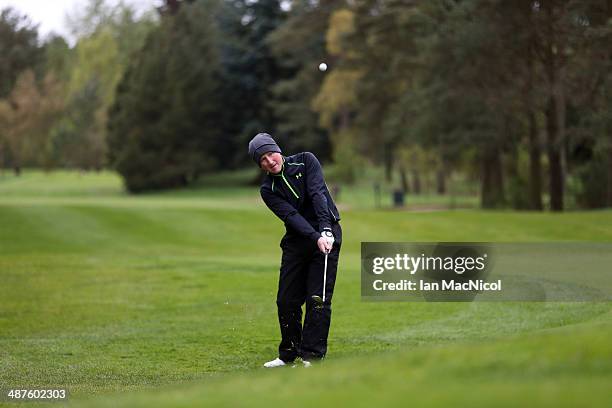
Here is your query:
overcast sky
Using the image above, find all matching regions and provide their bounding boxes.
[0,0,158,43]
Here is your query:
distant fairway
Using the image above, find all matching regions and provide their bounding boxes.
[0,171,610,407]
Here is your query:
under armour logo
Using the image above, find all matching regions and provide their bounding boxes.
[296,173,302,179]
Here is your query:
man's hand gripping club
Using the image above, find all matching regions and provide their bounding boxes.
[317,228,334,254]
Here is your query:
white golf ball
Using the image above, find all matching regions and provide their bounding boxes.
[319,62,328,72]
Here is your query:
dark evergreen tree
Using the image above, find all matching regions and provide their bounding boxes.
[107,0,223,192]
[0,8,43,98]
[217,0,287,168]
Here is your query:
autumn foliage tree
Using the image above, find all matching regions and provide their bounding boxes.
[0,70,64,174]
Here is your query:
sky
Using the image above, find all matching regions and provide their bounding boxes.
[0,0,158,44]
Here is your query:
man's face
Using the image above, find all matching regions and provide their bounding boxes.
[260,151,283,174]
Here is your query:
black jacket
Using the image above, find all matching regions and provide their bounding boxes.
[260,152,341,242]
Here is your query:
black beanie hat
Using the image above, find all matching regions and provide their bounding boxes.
[248,133,282,165]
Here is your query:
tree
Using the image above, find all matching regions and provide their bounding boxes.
[43,35,73,83]
[346,0,424,182]
[107,0,224,191]
[47,0,157,170]
[215,0,287,168]
[0,7,44,169]
[268,0,344,160]
[49,78,104,169]
[567,1,612,208]
[312,7,363,183]
[0,70,64,174]
[0,8,43,98]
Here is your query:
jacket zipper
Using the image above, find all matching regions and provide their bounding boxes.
[281,172,299,199]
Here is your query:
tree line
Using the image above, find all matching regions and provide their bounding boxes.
[0,0,610,210]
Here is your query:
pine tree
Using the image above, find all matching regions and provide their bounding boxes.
[107,0,223,192]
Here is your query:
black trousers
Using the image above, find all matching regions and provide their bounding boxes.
[276,223,342,362]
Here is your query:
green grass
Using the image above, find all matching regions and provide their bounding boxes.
[0,170,610,407]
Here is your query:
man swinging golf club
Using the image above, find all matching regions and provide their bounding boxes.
[248,133,342,368]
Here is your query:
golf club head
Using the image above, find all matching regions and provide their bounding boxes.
[311,295,324,308]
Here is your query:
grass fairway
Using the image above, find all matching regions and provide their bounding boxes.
[0,171,610,407]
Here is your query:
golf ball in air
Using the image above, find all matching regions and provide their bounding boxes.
[319,62,328,72]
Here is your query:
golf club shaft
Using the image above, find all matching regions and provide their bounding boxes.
[323,251,328,302]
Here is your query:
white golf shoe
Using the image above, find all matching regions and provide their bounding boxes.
[302,360,312,368]
[263,358,288,368]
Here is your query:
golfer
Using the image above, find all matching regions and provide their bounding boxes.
[248,133,342,368]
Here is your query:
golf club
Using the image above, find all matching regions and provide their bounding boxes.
[311,250,328,308]
[312,230,333,308]
[312,252,329,308]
